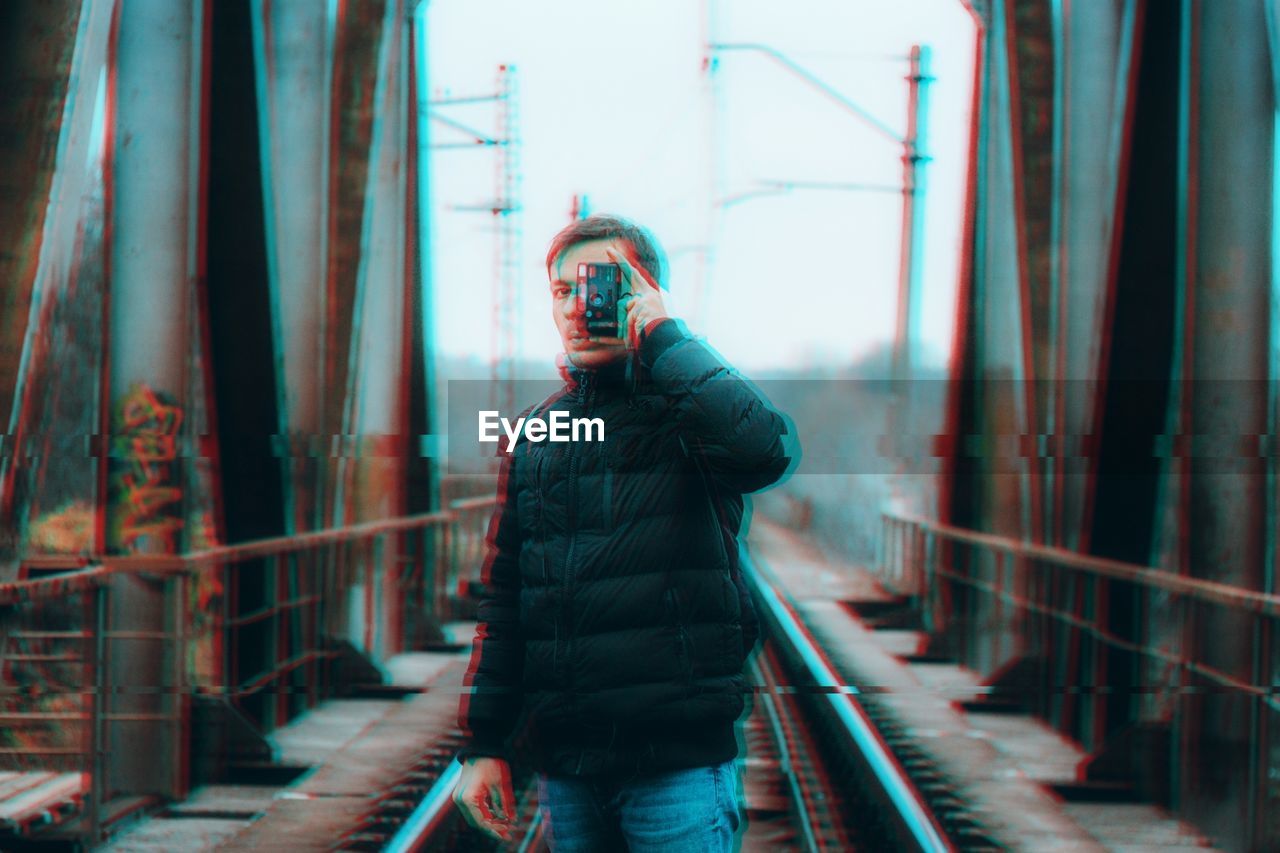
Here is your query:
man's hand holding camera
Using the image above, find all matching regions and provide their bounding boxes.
[588,246,670,349]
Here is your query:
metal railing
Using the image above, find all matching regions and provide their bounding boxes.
[0,568,106,838]
[441,496,501,618]
[879,512,1279,842]
[0,495,498,845]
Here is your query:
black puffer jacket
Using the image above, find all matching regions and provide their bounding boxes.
[458,319,795,777]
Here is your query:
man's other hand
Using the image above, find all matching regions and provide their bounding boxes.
[453,756,515,841]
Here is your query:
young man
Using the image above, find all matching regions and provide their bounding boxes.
[453,214,795,851]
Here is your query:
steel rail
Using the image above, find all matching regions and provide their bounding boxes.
[382,759,461,853]
[749,651,824,852]
[743,547,955,853]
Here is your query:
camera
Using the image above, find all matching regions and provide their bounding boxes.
[577,262,630,342]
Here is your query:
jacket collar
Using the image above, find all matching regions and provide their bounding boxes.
[556,351,639,394]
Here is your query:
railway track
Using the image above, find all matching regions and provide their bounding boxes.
[338,552,995,852]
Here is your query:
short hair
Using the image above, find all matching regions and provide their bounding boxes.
[545,214,667,290]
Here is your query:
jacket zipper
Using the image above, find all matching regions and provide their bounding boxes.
[602,464,613,530]
[535,454,549,583]
[560,373,594,684]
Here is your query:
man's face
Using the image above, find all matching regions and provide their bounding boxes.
[550,238,630,369]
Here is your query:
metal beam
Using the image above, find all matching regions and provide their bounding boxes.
[250,0,335,535]
[107,0,205,801]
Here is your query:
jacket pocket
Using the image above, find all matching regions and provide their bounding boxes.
[690,453,732,571]
[718,566,737,618]
[665,587,693,681]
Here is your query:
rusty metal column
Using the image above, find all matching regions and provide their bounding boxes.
[250,0,334,535]
[344,0,409,661]
[0,0,84,513]
[1059,0,1141,551]
[105,0,204,802]
[0,0,114,544]
[1264,3,1280,848]
[965,0,1033,678]
[1183,2,1273,848]
[404,0,441,650]
[1060,0,1141,753]
[247,0,334,717]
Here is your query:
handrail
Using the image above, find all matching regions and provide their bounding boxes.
[180,510,455,568]
[0,502,500,843]
[448,495,500,512]
[887,512,1280,618]
[879,503,1280,818]
[4,511,459,588]
[0,566,110,606]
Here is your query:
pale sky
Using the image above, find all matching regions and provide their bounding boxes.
[418,0,976,375]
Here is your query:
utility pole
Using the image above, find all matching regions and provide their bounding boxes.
[893,45,932,407]
[706,40,932,513]
[494,65,521,423]
[707,42,932,387]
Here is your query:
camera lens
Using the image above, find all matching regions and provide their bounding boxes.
[590,293,604,307]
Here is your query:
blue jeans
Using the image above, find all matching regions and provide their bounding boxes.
[536,760,743,852]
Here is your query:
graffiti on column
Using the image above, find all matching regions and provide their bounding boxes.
[111,382,184,553]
